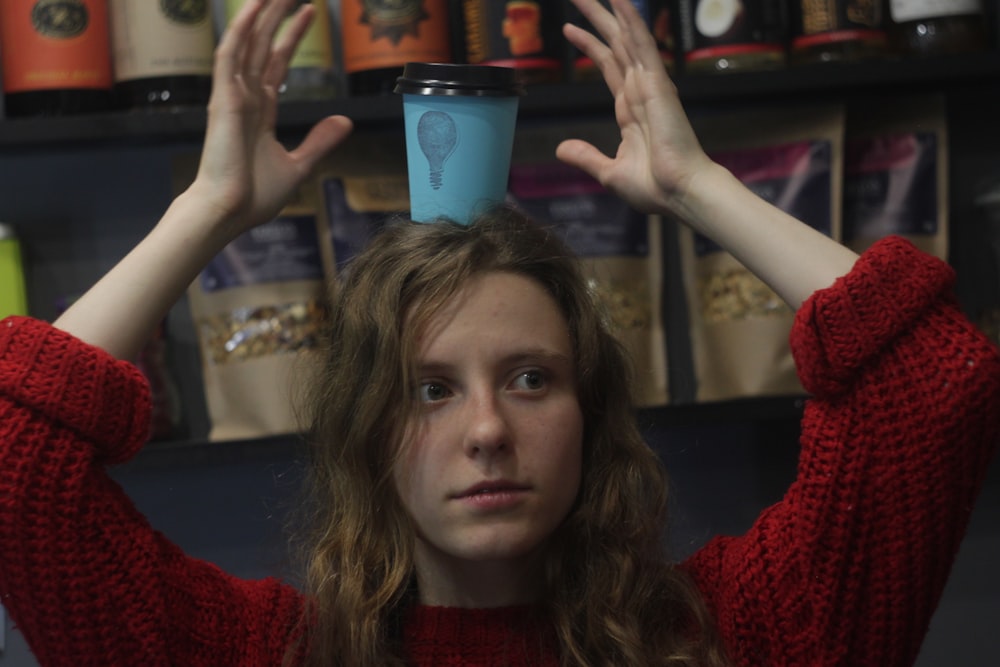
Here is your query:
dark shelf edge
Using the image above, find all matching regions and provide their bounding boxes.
[130,395,807,468]
[3,51,999,149]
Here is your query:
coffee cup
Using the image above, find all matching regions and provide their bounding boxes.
[394,62,525,224]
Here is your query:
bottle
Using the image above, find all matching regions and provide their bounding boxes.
[0,223,29,319]
[341,0,452,96]
[888,0,989,56]
[226,0,338,101]
[460,0,564,84]
[678,0,787,74]
[0,0,113,116]
[791,0,889,65]
[109,0,215,109]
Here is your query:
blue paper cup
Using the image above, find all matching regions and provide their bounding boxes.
[395,63,524,224]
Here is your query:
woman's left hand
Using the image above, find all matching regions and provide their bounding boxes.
[556,0,713,217]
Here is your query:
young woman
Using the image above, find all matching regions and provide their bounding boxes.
[1,0,997,665]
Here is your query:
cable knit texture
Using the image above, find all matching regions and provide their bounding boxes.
[2,236,999,666]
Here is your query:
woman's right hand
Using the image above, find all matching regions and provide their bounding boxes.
[185,0,352,238]
[53,0,351,359]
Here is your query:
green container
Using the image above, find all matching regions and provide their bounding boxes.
[0,223,28,318]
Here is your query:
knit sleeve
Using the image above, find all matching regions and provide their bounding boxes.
[682,237,1000,667]
[0,316,152,463]
[0,316,303,666]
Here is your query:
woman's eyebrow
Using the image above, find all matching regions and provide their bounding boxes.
[416,348,573,374]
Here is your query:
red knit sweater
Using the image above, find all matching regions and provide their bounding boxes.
[1,237,998,666]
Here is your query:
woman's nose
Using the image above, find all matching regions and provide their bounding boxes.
[462,391,510,459]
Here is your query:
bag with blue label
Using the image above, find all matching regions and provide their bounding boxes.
[176,151,328,441]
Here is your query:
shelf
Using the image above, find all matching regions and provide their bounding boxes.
[2,51,999,149]
[132,395,807,468]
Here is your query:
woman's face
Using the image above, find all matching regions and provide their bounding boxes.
[393,271,583,597]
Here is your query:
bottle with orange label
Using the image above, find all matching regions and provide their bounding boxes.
[0,0,114,116]
[341,0,453,96]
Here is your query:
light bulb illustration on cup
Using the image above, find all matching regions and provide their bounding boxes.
[417,111,459,190]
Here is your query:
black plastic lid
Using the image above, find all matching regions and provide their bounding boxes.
[394,62,525,97]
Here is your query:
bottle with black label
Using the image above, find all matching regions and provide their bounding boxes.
[341,0,453,96]
[109,0,215,109]
[0,0,113,116]
[678,0,787,74]
[791,0,888,64]
[888,0,989,56]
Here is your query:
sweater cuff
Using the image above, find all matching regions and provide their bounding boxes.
[790,236,956,398]
[0,316,152,464]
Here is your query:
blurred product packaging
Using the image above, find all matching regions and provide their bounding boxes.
[0,222,28,318]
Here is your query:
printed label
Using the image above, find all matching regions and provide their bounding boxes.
[341,0,450,73]
[843,132,938,240]
[461,0,562,70]
[200,215,324,291]
[227,0,333,70]
[323,177,408,271]
[111,0,214,81]
[695,140,833,256]
[508,162,649,258]
[678,0,786,58]
[798,0,883,35]
[0,0,112,92]
[890,0,981,22]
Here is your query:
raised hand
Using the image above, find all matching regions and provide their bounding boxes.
[556,0,712,216]
[188,0,352,236]
[52,0,352,360]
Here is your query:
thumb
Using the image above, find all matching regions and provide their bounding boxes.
[556,138,611,185]
[291,115,354,171]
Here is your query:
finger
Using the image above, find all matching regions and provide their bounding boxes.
[246,0,298,80]
[555,138,613,185]
[263,2,315,90]
[214,0,265,86]
[563,22,623,93]
[290,115,354,172]
[569,1,640,96]
[569,0,618,44]
[609,0,666,73]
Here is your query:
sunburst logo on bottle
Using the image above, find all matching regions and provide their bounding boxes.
[341,0,451,74]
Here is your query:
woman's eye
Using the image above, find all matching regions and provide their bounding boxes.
[419,382,451,402]
[512,370,546,391]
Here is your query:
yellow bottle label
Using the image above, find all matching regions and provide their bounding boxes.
[225,0,333,70]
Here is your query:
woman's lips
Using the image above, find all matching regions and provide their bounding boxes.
[452,481,531,510]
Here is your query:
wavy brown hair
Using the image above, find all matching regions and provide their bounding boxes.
[289,205,729,666]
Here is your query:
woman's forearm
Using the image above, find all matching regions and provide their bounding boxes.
[672,162,860,310]
[52,191,236,361]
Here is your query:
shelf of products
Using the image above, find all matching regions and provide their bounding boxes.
[2,51,999,149]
